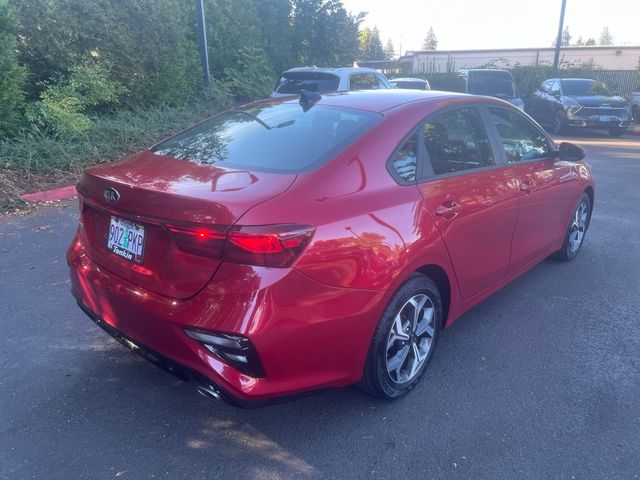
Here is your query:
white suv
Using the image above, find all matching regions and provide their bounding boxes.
[272,67,392,97]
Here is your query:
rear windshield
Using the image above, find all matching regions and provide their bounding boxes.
[467,71,517,98]
[275,72,341,94]
[151,103,382,173]
[561,79,612,96]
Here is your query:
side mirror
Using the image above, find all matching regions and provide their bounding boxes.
[558,142,586,161]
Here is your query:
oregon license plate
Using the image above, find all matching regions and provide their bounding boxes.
[107,216,145,263]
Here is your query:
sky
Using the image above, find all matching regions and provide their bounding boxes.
[341,0,640,55]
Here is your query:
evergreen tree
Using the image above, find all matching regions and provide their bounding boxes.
[383,38,395,60]
[599,26,614,45]
[358,26,384,60]
[422,27,437,50]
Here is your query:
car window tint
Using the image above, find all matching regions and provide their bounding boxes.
[550,81,560,94]
[350,73,380,90]
[389,132,419,183]
[152,103,382,173]
[488,108,550,163]
[423,108,495,175]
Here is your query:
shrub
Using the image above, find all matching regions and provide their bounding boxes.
[35,61,127,137]
[0,0,27,136]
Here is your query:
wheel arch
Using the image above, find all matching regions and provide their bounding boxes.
[415,264,452,326]
[584,185,594,226]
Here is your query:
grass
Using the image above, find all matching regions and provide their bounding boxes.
[0,91,231,211]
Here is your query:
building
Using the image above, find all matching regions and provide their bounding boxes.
[400,46,640,73]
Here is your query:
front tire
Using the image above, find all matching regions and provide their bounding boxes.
[359,274,442,399]
[553,192,591,262]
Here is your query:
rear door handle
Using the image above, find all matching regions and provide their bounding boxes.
[434,201,461,220]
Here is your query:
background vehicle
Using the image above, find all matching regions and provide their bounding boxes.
[272,67,392,97]
[390,77,431,90]
[629,87,640,123]
[454,69,524,110]
[68,90,593,406]
[526,78,632,137]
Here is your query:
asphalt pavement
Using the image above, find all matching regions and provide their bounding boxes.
[1,131,639,479]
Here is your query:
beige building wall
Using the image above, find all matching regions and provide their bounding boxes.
[403,46,640,72]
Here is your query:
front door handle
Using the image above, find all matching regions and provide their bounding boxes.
[434,201,461,220]
[520,178,537,193]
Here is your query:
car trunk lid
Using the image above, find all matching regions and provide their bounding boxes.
[77,150,296,299]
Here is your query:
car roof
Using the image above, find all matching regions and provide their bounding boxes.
[261,89,473,113]
[391,78,427,82]
[282,66,381,75]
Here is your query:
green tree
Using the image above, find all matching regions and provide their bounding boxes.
[584,37,596,46]
[599,26,613,45]
[12,0,199,106]
[291,0,363,66]
[422,27,437,50]
[359,26,384,60]
[575,35,584,46]
[0,0,26,136]
[383,38,395,60]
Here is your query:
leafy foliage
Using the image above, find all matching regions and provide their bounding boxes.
[358,26,384,60]
[0,0,26,136]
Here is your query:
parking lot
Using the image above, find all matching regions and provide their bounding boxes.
[1,131,639,479]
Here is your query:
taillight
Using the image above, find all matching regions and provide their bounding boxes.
[166,224,314,268]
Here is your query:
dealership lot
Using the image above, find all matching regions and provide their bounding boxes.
[1,132,639,479]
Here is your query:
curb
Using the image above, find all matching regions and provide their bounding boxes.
[22,185,77,203]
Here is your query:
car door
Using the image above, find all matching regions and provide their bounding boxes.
[544,80,563,124]
[416,106,520,300]
[484,106,575,272]
[527,81,549,122]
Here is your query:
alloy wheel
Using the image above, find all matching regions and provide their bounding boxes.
[385,294,436,384]
[568,200,589,253]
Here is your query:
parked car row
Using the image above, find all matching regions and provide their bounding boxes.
[272,66,637,137]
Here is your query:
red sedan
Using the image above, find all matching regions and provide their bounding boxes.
[68,90,594,406]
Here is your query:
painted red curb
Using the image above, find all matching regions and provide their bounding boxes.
[22,185,77,203]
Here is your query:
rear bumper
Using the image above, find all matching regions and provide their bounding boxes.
[68,232,384,404]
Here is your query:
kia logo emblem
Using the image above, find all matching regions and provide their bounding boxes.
[104,187,120,203]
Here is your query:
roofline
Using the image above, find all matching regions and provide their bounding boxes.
[401,44,640,58]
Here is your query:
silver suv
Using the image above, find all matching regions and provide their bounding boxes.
[272,67,392,97]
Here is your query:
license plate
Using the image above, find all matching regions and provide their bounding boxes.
[107,216,145,263]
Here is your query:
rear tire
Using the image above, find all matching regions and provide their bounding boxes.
[359,274,442,399]
[553,192,591,262]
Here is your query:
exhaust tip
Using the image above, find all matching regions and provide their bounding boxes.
[196,384,222,401]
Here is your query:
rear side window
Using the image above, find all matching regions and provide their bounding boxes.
[274,72,340,94]
[488,109,550,163]
[151,103,381,173]
[350,73,385,90]
[423,108,495,176]
[389,132,419,183]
